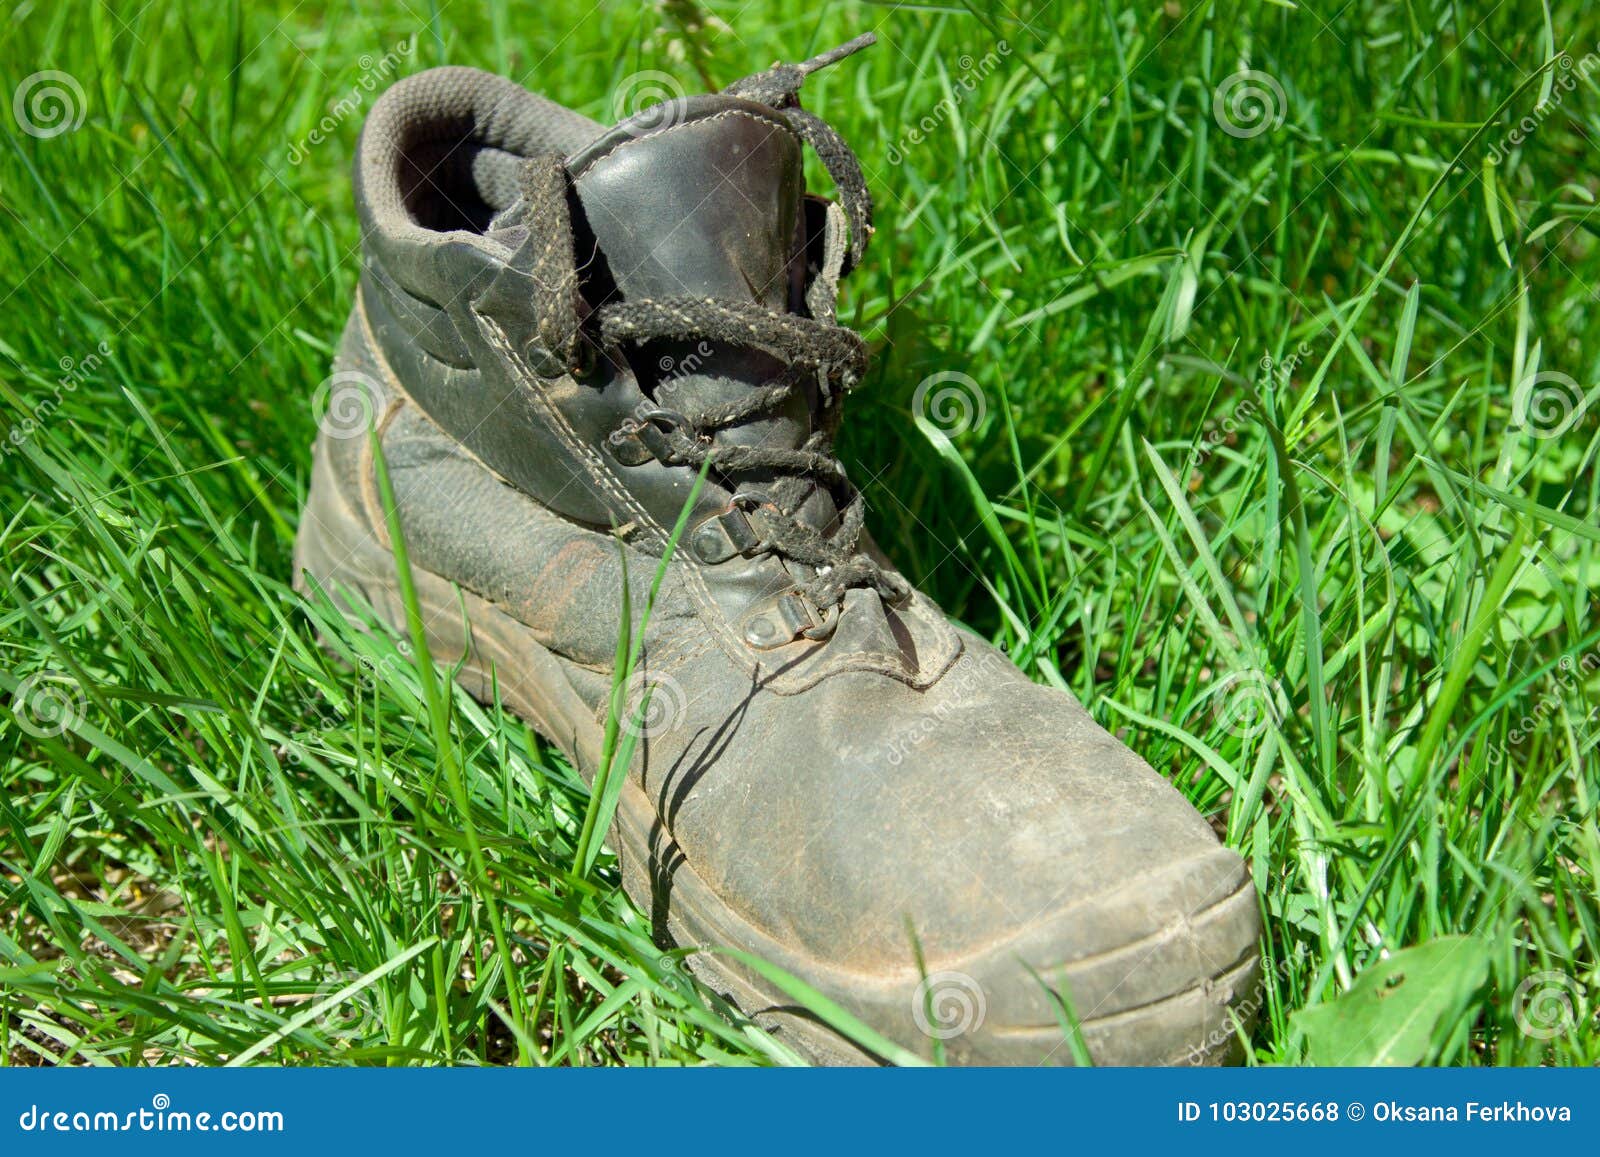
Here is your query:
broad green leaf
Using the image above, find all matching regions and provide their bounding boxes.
[1292,937,1491,1065]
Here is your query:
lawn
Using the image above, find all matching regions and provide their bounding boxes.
[1,0,1597,1066]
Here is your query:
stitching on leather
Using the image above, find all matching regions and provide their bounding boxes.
[477,314,665,545]
[654,632,718,680]
[379,280,958,696]
[484,318,778,680]
[358,289,532,498]
[580,107,799,172]
[354,291,694,681]
[472,310,767,683]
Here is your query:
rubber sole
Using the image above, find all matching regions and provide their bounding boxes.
[295,446,1261,1065]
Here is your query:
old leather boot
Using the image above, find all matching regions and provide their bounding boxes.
[295,36,1261,1065]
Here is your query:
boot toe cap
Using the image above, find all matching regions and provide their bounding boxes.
[924,846,1262,1065]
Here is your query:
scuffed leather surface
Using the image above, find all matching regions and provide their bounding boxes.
[327,319,1241,985]
[381,400,699,670]
[317,66,1260,1058]
[636,639,1229,975]
[571,100,816,463]
[356,280,961,693]
[352,80,963,694]
[571,99,803,309]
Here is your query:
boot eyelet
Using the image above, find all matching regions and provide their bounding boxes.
[689,502,764,565]
[800,600,840,641]
[606,407,689,467]
[743,612,786,648]
[569,338,600,381]
[637,406,683,430]
[690,522,730,564]
[741,591,833,650]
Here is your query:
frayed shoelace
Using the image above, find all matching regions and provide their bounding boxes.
[594,35,907,613]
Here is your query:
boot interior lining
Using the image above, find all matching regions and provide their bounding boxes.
[359,66,602,240]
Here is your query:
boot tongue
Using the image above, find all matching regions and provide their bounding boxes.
[569,94,804,312]
[567,95,821,481]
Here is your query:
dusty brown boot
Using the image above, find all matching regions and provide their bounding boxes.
[295,37,1261,1065]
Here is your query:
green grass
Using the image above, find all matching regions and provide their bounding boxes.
[2,0,1597,1065]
